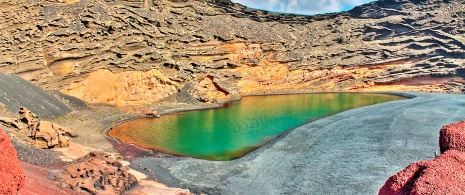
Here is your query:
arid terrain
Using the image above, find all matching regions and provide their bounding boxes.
[1,0,465,107]
[0,0,465,194]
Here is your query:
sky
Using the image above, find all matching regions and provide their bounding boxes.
[230,0,375,15]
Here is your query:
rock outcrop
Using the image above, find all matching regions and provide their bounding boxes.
[0,107,77,149]
[379,120,465,195]
[439,120,465,153]
[33,121,76,148]
[0,0,464,106]
[0,128,25,195]
[54,151,138,195]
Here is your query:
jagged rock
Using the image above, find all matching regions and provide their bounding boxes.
[32,121,77,149]
[0,128,25,195]
[379,120,465,195]
[439,120,465,153]
[0,117,24,130]
[0,0,463,106]
[54,152,138,195]
[18,107,39,131]
[16,107,76,148]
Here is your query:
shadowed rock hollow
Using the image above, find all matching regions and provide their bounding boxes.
[0,0,464,106]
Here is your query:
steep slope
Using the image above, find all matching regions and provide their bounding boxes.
[0,0,464,105]
[0,72,72,118]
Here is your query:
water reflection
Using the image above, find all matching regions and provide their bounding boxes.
[109,93,405,160]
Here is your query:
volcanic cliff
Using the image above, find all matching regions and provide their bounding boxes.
[0,0,464,106]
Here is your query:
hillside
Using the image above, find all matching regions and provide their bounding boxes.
[0,0,464,106]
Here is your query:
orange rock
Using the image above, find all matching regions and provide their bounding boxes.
[62,69,178,107]
[55,152,138,194]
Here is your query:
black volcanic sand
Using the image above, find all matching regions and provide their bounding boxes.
[129,92,465,195]
[0,72,72,119]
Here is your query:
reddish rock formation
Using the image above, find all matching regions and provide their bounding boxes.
[379,150,465,195]
[54,152,138,195]
[0,128,25,194]
[380,121,465,195]
[439,121,465,153]
[19,162,84,195]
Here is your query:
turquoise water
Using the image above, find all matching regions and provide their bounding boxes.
[109,93,405,160]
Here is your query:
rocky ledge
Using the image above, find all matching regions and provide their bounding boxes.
[379,120,465,194]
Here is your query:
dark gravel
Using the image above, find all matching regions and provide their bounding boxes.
[0,73,72,119]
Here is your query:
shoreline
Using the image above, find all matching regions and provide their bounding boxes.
[102,91,416,162]
[127,92,465,194]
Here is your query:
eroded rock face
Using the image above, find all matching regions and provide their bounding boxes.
[439,120,465,153]
[54,151,138,195]
[380,120,465,195]
[0,107,77,149]
[33,121,76,148]
[0,0,464,106]
[0,128,25,195]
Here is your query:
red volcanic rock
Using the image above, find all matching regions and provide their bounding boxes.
[439,121,465,153]
[380,150,465,195]
[0,128,25,194]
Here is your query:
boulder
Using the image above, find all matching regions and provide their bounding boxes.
[54,152,138,195]
[380,120,465,195]
[18,107,39,131]
[439,121,465,153]
[0,128,25,194]
[379,150,465,195]
[138,109,161,118]
[33,121,77,149]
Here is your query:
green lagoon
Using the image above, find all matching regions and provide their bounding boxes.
[109,93,405,160]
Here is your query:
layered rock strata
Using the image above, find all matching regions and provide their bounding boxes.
[0,0,464,106]
[380,120,465,194]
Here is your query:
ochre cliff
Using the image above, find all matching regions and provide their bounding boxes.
[0,0,464,105]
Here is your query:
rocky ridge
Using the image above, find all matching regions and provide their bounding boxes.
[0,0,464,106]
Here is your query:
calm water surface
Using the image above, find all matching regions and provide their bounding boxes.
[109,93,405,160]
